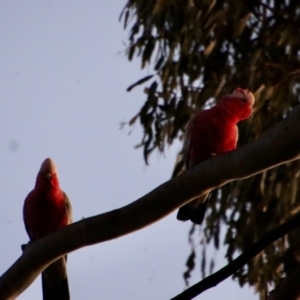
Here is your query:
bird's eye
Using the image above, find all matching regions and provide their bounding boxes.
[240,98,247,103]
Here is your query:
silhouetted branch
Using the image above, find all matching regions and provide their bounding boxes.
[171,209,300,300]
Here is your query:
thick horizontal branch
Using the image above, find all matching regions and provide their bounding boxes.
[0,105,300,299]
[170,209,300,300]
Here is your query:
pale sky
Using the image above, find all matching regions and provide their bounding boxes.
[0,1,256,299]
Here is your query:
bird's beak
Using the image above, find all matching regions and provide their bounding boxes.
[45,172,52,180]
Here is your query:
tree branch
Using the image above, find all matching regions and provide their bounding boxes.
[170,209,300,300]
[1,105,300,299]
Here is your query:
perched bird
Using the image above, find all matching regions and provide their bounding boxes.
[177,87,255,224]
[23,158,72,300]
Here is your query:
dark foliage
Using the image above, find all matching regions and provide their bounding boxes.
[121,0,300,298]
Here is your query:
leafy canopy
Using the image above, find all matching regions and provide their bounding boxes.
[121,0,300,297]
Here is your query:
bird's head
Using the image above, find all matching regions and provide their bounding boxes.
[36,158,60,188]
[220,87,255,120]
[229,87,255,106]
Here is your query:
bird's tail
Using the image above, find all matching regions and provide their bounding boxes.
[177,194,209,224]
[42,274,69,300]
[42,256,70,300]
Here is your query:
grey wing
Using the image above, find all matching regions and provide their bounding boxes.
[63,192,73,224]
[182,114,197,169]
[182,131,190,169]
[23,190,35,239]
